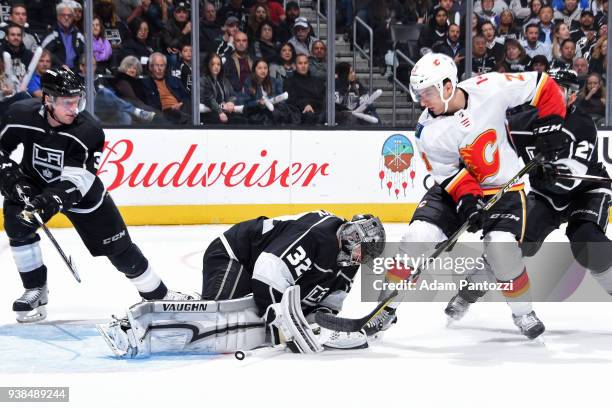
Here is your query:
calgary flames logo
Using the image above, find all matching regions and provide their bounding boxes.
[459,129,500,182]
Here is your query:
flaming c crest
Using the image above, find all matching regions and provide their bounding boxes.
[459,129,500,182]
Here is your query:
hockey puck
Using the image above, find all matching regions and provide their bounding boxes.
[234,350,246,360]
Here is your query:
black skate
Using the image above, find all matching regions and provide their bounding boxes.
[363,306,397,338]
[445,294,471,323]
[12,285,49,323]
[513,311,545,339]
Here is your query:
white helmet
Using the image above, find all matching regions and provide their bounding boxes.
[409,53,458,113]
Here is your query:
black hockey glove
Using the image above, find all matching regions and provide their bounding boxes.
[457,194,486,233]
[535,161,558,186]
[0,158,23,201]
[532,115,569,161]
[24,191,64,224]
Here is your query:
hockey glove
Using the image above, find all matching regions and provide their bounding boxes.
[0,158,28,202]
[532,115,569,161]
[535,161,558,186]
[24,191,64,224]
[457,194,486,233]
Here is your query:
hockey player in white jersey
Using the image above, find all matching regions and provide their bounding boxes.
[97,211,386,358]
[366,53,567,340]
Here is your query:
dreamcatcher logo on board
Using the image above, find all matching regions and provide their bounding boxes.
[378,134,416,199]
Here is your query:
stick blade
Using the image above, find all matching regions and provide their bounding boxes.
[68,256,81,283]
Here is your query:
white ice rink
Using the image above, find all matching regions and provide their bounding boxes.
[1,223,612,408]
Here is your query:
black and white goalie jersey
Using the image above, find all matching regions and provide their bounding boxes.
[508,104,609,210]
[221,210,358,316]
[0,99,106,212]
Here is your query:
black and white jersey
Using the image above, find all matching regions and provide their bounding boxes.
[221,210,358,315]
[508,104,610,210]
[0,99,106,212]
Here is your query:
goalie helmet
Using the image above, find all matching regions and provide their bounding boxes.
[337,214,386,266]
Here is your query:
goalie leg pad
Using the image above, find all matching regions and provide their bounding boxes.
[266,286,323,354]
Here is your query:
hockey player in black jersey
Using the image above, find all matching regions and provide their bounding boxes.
[445,68,612,321]
[96,211,387,357]
[0,68,191,323]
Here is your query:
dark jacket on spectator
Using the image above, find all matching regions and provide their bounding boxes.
[0,41,33,81]
[117,38,155,67]
[253,40,281,63]
[217,4,249,32]
[223,53,253,94]
[418,16,448,51]
[140,74,189,111]
[41,24,86,69]
[284,71,325,112]
[201,21,223,55]
[22,0,56,36]
[200,74,237,114]
[103,20,132,47]
[161,18,190,51]
[112,71,151,110]
[498,55,532,72]
[432,39,464,59]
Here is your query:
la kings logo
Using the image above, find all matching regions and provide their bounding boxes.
[33,143,64,183]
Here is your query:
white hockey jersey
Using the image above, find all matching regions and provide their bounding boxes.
[415,71,566,201]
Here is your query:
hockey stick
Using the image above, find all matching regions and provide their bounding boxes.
[554,173,612,184]
[16,187,81,283]
[314,154,543,332]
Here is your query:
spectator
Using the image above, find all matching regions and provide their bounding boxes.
[588,36,607,76]
[418,7,449,54]
[476,0,501,26]
[277,1,301,43]
[432,23,465,66]
[78,55,156,125]
[474,0,508,16]
[528,53,550,72]
[22,0,56,37]
[551,38,576,68]
[200,52,246,124]
[554,0,582,26]
[497,38,531,72]
[141,52,190,123]
[571,10,597,56]
[0,3,40,52]
[223,31,252,97]
[461,34,497,77]
[92,16,112,74]
[481,21,504,63]
[522,0,543,28]
[41,2,85,69]
[115,0,142,22]
[572,56,589,86]
[496,9,521,41]
[595,0,608,28]
[243,58,297,125]
[435,0,461,24]
[460,12,482,40]
[215,16,240,64]
[247,4,269,40]
[27,49,52,98]
[112,55,161,116]
[0,23,33,85]
[538,5,555,44]
[577,72,606,122]
[269,41,296,81]
[309,40,326,80]
[284,53,325,125]
[95,0,131,48]
[160,2,191,68]
[118,18,155,70]
[201,2,223,56]
[399,0,432,24]
[253,0,285,25]
[143,0,169,42]
[520,23,552,61]
[72,0,83,32]
[289,17,315,56]
[217,0,248,33]
[509,0,531,26]
[552,22,571,59]
[253,20,280,62]
[0,57,30,111]
[334,61,380,126]
[177,42,192,94]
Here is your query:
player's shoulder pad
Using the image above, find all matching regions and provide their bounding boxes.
[4,98,41,119]
[566,105,597,142]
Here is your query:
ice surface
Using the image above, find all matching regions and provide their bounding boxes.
[1,224,612,407]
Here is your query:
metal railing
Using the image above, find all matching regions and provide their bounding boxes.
[392,49,416,127]
[352,16,373,95]
[316,0,326,39]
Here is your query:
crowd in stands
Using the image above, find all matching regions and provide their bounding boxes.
[0,0,609,126]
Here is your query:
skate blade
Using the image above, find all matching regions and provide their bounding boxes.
[529,334,546,346]
[15,306,47,323]
[446,316,461,328]
[96,324,128,358]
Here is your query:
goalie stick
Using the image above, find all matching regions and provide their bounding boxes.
[315,154,544,332]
